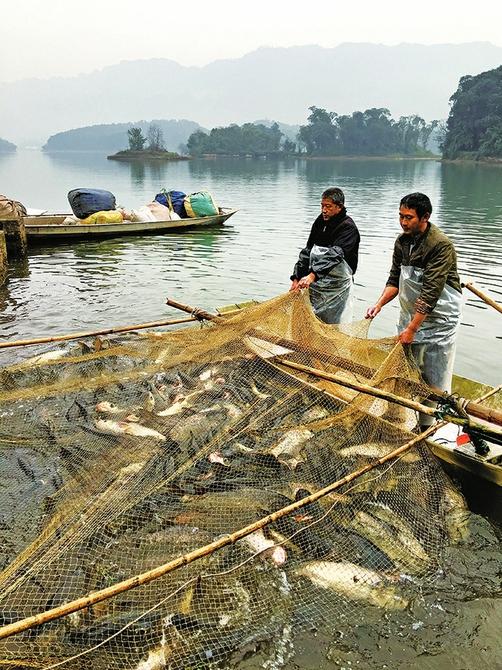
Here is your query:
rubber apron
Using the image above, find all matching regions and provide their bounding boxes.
[398,265,462,393]
[308,244,354,324]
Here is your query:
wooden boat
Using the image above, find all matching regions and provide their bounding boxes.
[22,208,237,242]
[427,375,502,486]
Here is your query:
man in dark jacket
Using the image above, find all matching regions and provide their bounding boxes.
[366,192,462,423]
[290,187,360,323]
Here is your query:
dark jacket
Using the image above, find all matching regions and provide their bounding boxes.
[386,222,461,314]
[291,209,360,280]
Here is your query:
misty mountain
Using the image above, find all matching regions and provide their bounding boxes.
[43,119,205,153]
[0,138,16,152]
[3,42,502,146]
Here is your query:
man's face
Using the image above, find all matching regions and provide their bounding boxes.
[321,198,342,221]
[399,206,429,235]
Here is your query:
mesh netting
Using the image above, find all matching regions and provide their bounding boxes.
[0,292,471,668]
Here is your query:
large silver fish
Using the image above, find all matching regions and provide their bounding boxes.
[94,419,166,442]
[295,560,408,610]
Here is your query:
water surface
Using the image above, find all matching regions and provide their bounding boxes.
[1,151,500,384]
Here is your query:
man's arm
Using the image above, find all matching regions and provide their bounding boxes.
[365,286,399,318]
[290,219,320,289]
[366,286,425,343]
[398,311,427,344]
[290,247,311,290]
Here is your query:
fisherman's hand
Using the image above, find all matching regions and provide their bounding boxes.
[289,279,300,292]
[297,273,316,289]
[365,304,381,319]
[398,326,417,345]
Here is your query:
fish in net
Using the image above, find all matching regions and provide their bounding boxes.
[0,291,498,669]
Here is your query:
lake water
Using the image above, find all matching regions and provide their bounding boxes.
[0,150,501,384]
[0,151,502,669]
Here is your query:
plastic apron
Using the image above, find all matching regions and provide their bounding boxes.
[398,265,462,394]
[308,244,354,324]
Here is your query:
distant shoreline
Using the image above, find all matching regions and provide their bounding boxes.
[196,153,440,161]
[107,150,190,162]
[297,154,440,161]
[441,157,502,166]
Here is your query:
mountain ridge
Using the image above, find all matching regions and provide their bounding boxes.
[3,42,502,146]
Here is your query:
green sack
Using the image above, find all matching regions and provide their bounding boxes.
[184,191,219,218]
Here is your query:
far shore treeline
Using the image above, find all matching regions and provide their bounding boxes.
[187,108,440,157]
[3,64,502,161]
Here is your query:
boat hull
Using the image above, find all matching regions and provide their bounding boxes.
[23,209,237,241]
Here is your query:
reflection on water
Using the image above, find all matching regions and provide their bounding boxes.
[0,152,501,387]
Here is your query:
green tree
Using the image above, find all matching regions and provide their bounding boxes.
[338,109,398,155]
[127,127,146,151]
[442,65,502,158]
[298,106,340,155]
[187,130,210,156]
[282,138,296,154]
[396,115,426,155]
[186,122,284,156]
[419,120,439,151]
[478,122,502,156]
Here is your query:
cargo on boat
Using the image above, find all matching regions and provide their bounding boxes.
[22,207,237,242]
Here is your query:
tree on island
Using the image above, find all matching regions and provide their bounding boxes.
[127,127,146,151]
[282,138,296,153]
[442,65,502,159]
[147,124,165,151]
[298,107,339,155]
[186,122,291,157]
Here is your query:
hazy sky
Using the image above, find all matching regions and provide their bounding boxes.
[1,0,501,82]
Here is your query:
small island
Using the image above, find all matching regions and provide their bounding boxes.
[0,137,16,153]
[107,149,189,161]
[107,124,190,162]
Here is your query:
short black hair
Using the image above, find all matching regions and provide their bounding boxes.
[322,187,345,205]
[400,192,432,219]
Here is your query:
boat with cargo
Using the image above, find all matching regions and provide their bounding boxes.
[22,207,237,242]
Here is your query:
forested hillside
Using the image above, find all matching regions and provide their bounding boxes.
[442,65,502,159]
[0,138,16,152]
[298,107,438,156]
[43,120,204,153]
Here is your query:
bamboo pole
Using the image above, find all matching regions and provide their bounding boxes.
[462,282,502,315]
[0,424,438,642]
[0,317,197,350]
[463,392,502,425]
[165,297,221,322]
[271,358,502,439]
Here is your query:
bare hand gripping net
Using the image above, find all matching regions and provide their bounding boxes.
[0,292,484,668]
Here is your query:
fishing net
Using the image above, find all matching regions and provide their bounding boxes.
[0,291,472,669]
